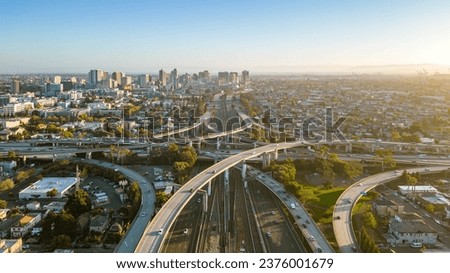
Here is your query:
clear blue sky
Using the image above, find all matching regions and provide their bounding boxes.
[1,0,450,73]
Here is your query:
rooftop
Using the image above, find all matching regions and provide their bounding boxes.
[20,177,77,195]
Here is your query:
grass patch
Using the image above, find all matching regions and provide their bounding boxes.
[301,186,345,224]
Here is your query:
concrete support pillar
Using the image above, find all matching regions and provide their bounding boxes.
[216,138,220,150]
[23,156,27,165]
[397,145,402,151]
[262,153,271,168]
[207,181,212,196]
[197,141,201,149]
[273,149,278,160]
[203,194,208,213]
[224,169,229,185]
[345,143,352,153]
[371,144,375,153]
[241,163,247,180]
[52,154,56,163]
[415,146,419,153]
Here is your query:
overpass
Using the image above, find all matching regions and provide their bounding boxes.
[332,165,450,253]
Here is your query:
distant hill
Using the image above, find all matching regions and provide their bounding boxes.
[251,64,450,75]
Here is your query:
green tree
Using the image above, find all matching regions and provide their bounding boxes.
[297,188,319,205]
[41,211,77,242]
[47,188,58,198]
[50,234,72,250]
[362,211,377,229]
[178,145,197,167]
[0,178,14,192]
[0,199,7,209]
[425,204,435,213]
[375,149,396,170]
[156,191,171,207]
[343,161,363,180]
[173,161,191,183]
[64,189,92,218]
[7,150,17,160]
[168,143,179,163]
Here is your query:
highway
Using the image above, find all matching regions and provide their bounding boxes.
[244,164,334,253]
[69,158,156,253]
[134,140,328,253]
[332,165,450,253]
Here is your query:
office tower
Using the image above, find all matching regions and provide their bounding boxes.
[198,70,210,80]
[11,79,20,94]
[122,76,132,86]
[88,69,103,86]
[241,70,249,83]
[139,74,150,87]
[229,72,239,83]
[159,69,167,86]
[218,72,229,83]
[171,68,178,88]
[112,71,123,86]
[53,76,61,84]
[44,83,63,97]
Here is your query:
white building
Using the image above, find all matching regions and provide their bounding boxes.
[10,213,42,238]
[0,238,22,253]
[45,201,66,213]
[2,102,34,115]
[19,177,78,199]
[387,213,438,246]
[26,201,41,211]
[398,185,438,195]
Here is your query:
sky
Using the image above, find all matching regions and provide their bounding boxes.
[1,0,450,74]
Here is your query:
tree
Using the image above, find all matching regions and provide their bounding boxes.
[156,191,171,207]
[41,211,77,242]
[168,143,179,163]
[64,189,92,218]
[50,234,72,250]
[0,199,7,209]
[343,161,363,180]
[0,178,14,192]
[362,211,377,229]
[47,188,58,198]
[375,149,396,170]
[297,188,319,205]
[425,204,435,213]
[173,161,191,183]
[7,150,17,160]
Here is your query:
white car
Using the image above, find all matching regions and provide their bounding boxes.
[158,229,164,235]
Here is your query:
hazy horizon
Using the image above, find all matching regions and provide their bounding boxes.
[2,0,450,74]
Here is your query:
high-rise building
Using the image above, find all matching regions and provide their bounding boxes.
[88,69,103,86]
[229,72,239,84]
[139,74,150,88]
[218,72,229,83]
[112,71,123,86]
[241,70,249,83]
[44,83,63,97]
[171,68,178,88]
[11,79,20,94]
[198,70,210,81]
[122,76,132,87]
[53,76,61,84]
[159,69,167,86]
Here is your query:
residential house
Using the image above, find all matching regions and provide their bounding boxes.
[10,213,42,238]
[387,213,437,246]
[0,238,23,253]
[372,198,404,217]
[89,214,110,233]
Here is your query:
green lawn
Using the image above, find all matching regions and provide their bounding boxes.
[301,186,345,224]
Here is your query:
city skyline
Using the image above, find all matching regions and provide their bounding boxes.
[1,0,450,73]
